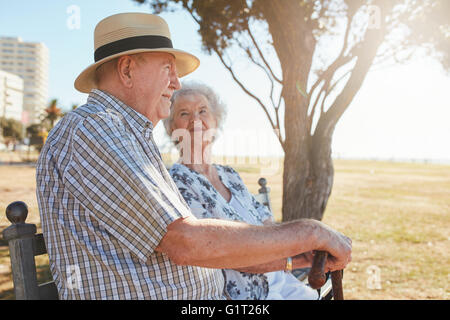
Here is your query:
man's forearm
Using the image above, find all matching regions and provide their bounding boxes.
[156,216,324,269]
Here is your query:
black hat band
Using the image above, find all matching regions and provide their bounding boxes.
[94,35,173,62]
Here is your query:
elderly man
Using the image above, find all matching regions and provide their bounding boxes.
[36,13,351,300]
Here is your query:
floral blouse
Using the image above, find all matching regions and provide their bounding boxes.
[169,163,274,300]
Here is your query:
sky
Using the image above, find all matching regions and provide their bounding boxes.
[1,0,449,162]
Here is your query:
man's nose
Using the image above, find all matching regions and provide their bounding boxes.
[172,76,181,90]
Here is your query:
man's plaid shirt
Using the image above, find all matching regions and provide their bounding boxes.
[36,89,225,299]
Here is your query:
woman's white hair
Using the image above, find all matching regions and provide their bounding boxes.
[163,81,227,137]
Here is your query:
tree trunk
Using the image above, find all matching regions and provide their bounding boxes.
[281,89,317,222]
[258,0,329,222]
[281,100,335,222]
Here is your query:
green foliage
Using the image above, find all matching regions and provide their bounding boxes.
[135,0,253,54]
[0,117,23,142]
[26,124,44,150]
[26,124,42,140]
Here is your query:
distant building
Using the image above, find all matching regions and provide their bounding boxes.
[0,69,24,122]
[0,36,49,125]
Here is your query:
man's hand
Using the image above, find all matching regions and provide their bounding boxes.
[316,223,352,272]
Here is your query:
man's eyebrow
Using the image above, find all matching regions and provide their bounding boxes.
[163,58,175,65]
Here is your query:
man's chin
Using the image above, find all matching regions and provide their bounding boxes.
[158,105,171,120]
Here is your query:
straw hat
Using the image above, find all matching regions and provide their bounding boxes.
[74,13,200,93]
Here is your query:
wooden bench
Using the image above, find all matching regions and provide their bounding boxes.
[2,201,58,300]
[2,178,334,300]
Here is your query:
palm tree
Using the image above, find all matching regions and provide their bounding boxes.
[44,99,62,129]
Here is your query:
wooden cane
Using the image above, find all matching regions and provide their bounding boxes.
[308,251,328,289]
[308,251,344,300]
[331,269,344,300]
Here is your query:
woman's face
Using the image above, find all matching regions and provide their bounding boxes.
[171,93,218,149]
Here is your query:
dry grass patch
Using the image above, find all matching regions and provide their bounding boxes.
[323,160,450,300]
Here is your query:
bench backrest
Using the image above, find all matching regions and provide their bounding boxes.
[2,201,58,300]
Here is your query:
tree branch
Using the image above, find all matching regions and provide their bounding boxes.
[184,2,201,25]
[213,47,285,149]
[315,24,387,139]
[246,24,283,84]
[307,87,325,134]
[307,1,360,103]
[235,40,279,111]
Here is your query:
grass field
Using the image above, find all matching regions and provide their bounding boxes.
[0,156,448,300]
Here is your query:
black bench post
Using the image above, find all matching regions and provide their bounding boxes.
[2,201,40,299]
[257,177,273,213]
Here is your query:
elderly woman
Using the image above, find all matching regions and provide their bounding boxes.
[163,81,319,300]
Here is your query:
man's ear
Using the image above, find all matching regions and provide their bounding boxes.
[116,55,134,88]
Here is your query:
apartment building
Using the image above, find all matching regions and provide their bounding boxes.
[0,69,24,122]
[0,37,49,125]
